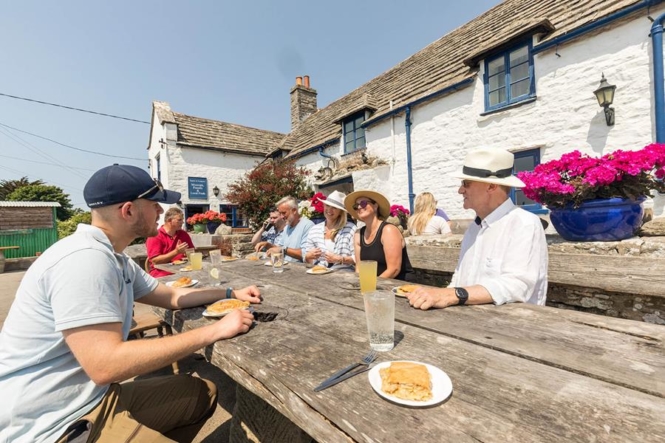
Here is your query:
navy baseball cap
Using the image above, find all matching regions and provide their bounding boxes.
[84,164,181,208]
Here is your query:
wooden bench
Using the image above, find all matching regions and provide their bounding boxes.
[0,246,20,273]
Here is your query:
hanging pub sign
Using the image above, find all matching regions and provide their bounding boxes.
[188,177,208,199]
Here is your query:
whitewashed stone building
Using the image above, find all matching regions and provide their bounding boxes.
[147,0,665,225]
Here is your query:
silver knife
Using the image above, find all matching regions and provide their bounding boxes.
[314,362,378,392]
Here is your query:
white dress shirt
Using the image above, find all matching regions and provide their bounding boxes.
[450,199,548,305]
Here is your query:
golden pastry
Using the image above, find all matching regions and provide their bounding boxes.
[206,299,250,315]
[380,362,432,401]
[172,277,193,288]
[311,265,328,273]
[396,284,420,295]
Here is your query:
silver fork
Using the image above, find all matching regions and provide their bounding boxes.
[325,349,377,383]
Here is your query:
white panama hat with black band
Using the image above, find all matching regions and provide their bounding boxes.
[452,148,526,188]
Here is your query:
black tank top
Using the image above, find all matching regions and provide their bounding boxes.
[360,222,414,281]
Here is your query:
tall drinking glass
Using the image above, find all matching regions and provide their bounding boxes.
[185,248,196,262]
[272,248,285,274]
[363,290,395,351]
[358,260,378,293]
[209,250,222,286]
[190,252,203,270]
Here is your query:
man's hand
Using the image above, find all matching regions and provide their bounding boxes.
[175,241,188,254]
[324,251,341,264]
[254,241,272,252]
[266,246,282,257]
[406,287,455,310]
[233,285,262,304]
[212,308,255,340]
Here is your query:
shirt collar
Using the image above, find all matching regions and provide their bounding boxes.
[477,198,515,227]
[75,223,116,254]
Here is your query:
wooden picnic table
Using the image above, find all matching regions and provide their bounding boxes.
[152,259,665,443]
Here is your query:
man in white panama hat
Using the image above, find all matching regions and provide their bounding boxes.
[407,148,548,310]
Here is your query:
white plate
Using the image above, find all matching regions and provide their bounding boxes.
[391,285,421,298]
[166,279,199,288]
[306,267,333,275]
[202,300,250,318]
[368,361,452,407]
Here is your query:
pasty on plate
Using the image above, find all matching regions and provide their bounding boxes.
[206,299,250,315]
[311,265,328,273]
[246,255,259,261]
[172,277,193,288]
[172,259,186,265]
[380,362,432,401]
[396,284,420,295]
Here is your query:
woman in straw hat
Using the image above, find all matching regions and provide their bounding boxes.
[408,192,452,236]
[302,191,357,269]
[344,190,414,281]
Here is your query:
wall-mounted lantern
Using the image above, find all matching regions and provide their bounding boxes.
[212,186,220,197]
[593,73,616,126]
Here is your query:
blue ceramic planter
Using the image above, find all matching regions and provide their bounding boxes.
[206,222,222,234]
[549,197,645,242]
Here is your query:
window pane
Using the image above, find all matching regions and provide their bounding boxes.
[356,136,366,149]
[345,140,355,152]
[489,73,505,91]
[511,78,530,98]
[514,155,535,172]
[489,88,506,106]
[488,57,505,76]
[356,127,365,139]
[510,46,528,66]
[510,63,529,82]
[355,115,365,127]
[515,189,537,206]
[344,121,354,133]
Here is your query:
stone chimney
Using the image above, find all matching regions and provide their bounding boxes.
[290,75,317,132]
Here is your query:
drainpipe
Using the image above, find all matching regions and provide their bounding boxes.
[318,146,334,161]
[405,106,415,213]
[652,12,665,142]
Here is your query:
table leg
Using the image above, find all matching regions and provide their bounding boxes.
[0,250,5,274]
[229,384,313,443]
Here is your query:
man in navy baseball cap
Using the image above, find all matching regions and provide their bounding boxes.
[0,163,261,442]
[84,164,181,208]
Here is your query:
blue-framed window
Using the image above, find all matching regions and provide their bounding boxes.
[220,204,246,228]
[343,112,366,154]
[184,204,209,230]
[484,41,535,111]
[511,149,547,214]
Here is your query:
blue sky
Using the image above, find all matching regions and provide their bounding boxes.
[0,0,501,209]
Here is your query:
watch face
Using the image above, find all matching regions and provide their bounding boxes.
[455,287,469,304]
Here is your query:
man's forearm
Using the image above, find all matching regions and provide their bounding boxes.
[284,246,303,261]
[150,249,179,264]
[250,227,265,245]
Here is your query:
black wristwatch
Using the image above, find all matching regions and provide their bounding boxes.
[454,287,469,306]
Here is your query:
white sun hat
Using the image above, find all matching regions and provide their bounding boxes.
[321,190,348,212]
[452,148,525,188]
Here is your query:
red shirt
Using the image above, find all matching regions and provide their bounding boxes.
[145,226,195,277]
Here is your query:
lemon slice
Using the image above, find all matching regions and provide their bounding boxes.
[210,268,220,279]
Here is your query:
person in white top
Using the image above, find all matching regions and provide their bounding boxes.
[407,192,452,236]
[407,148,548,309]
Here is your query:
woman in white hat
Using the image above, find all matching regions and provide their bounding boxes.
[344,190,414,281]
[302,190,357,269]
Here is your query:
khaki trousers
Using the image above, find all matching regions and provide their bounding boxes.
[58,374,217,443]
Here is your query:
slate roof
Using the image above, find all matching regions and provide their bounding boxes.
[282,0,653,158]
[172,113,286,157]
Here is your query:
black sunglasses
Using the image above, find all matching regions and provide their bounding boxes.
[137,178,164,199]
[352,199,375,211]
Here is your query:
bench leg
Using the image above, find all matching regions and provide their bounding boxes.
[0,250,5,274]
[229,384,313,443]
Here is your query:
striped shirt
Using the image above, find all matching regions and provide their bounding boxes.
[303,221,357,269]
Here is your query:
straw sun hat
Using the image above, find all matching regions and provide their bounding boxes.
[452,148,525,188]
[344,190,391,220]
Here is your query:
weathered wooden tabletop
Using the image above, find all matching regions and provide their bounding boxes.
[153,259,665,443]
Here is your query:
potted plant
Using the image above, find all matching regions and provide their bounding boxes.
[187,211,227,234]
[298,192,326,223]
[518,143,665,241]
[387,204,410,233]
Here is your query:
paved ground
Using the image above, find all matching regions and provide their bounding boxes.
[0,270,236,443]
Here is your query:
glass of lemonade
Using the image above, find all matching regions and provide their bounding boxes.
[358,260,378,293]
[209,250,222,286]
[363,290,395,352]
[272,248,285,274]
[190,252,203,270]
[185,248,196,262]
